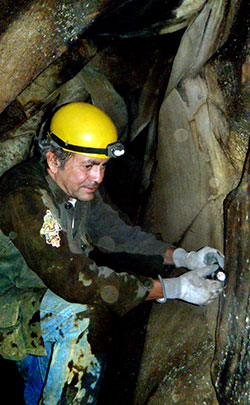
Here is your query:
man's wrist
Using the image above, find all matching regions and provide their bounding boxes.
[146,279,163,300]
[156,275,167,303]
[163,247,176,265]
[155,276,182,303]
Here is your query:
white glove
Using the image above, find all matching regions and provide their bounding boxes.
[157,265,224,305]
[172,246,224,270]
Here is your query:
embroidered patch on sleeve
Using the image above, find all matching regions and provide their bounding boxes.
[40,210,62,248]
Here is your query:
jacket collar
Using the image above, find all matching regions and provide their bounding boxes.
[45,173,70,206]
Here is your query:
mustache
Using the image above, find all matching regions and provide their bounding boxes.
[81,182,99,189]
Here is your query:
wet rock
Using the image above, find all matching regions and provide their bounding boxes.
[142,0,247,249]
[135,299,218,404]
[166,0,241,96]
[143,65,238,250]
[0,0,118,114]
[211,146,250,404]
[0,136,32,177]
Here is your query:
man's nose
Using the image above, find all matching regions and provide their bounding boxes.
[89,166,104,183]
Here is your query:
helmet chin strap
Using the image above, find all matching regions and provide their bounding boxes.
[49,131,125,158]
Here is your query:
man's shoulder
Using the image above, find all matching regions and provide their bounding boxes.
[0,158,47,194]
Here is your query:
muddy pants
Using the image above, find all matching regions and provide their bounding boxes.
[17,290,108,404]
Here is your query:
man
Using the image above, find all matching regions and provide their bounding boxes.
[0,102,224,404]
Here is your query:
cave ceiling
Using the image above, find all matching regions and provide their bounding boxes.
[0,0,244,140]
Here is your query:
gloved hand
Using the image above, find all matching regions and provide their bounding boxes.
[157,265,224,305]
[172,246,224,270]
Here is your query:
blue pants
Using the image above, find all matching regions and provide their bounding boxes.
[17,290,107,404]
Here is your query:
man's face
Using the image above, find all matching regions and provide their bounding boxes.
[48,152,109,201]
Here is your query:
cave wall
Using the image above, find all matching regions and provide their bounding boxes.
[142,0,249,251]
[135,1,250,404]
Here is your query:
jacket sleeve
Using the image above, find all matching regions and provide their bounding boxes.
[87,192,173,256]
[0,187,154,316]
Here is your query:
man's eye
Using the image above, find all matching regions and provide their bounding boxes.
[85,165,92,170]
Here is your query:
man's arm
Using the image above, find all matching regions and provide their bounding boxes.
[88,192,173,258]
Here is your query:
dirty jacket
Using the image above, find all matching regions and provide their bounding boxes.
[0,159,170,360]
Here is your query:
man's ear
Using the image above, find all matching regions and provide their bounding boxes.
[46,151,60,174]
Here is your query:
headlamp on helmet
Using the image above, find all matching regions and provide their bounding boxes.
[49,131,125,158]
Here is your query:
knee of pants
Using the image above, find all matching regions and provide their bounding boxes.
[40,290,113,355]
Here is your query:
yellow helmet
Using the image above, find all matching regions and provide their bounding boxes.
[49,102,125,158]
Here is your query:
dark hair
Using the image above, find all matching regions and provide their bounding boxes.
[38,136,73,169]
[38,102,74,169]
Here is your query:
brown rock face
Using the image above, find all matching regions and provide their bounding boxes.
[0,0,117,114]
[211,146,250,404]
